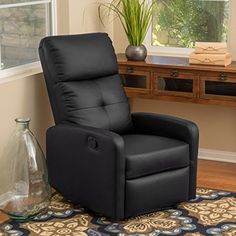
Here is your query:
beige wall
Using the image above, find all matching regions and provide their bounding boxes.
[113,18,128,53]
[0,75,53,154]
[53,1,236,153]
[68,0,113,37]
[57,0,69,35]
[0,0,235,160]
[0,0,71,156]
[0,0,70,156]
[114,18,236,153]
[0,0,113,158]
[131,99,236,152]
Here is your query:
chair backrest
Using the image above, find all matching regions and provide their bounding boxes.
[39,33,133,134]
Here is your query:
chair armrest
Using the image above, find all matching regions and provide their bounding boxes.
[132,112,199,159]
[132,112,199,199]
[46,124,125,219]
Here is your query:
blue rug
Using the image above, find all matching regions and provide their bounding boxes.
[0,188,236,235]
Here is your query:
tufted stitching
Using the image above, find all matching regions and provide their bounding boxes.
[53,73,119,84]
[94,80,111,130]
[65,101,128,112]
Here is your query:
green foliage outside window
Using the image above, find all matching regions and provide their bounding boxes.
[152,0,229,48]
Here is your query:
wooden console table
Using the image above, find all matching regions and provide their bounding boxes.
[117,53,236,107]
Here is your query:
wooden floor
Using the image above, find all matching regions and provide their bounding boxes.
[197,159,236,192]
[0,160,236,225]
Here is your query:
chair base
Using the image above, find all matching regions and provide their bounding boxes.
[125,166,190,218]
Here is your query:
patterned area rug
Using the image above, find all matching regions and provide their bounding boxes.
[0,188,235,236]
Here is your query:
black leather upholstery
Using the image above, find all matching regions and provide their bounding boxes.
[40,33,118,82]
[39,33,199,220]
[46,124,126,219]
[131,112,199,199]
[39,33,133,133]
[126,167,190,217]
[123,134,189,179]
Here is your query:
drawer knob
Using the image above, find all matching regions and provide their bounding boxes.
[219,74,227,81]
[170,70,179,77]
[126,67,134,73]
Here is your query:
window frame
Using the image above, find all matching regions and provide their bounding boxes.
[0,0,57,83]
[144,0,236,59]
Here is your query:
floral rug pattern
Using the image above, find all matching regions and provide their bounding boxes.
[0,188,235,236]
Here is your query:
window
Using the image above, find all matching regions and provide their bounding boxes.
[145,0,234,57]
[0,0,55,71]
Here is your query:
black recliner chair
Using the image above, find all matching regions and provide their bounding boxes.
[39,33,199,220]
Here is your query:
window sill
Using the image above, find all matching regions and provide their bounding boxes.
[0,62,43,85]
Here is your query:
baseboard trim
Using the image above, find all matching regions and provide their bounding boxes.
[199,148,236,163]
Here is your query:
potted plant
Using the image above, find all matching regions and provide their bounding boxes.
[99,0,155,61]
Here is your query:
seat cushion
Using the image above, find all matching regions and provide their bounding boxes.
[122,134,189,179]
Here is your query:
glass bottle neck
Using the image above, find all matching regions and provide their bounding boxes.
[15,118,30,131]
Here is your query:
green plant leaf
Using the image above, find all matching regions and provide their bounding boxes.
[98,0,156,46]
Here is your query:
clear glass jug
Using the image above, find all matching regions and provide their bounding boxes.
[0,118,51,221]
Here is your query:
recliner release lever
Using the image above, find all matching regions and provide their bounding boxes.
[88,136,98,150]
